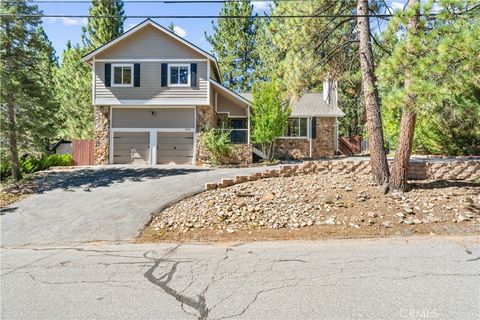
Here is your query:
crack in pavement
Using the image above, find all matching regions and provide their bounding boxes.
[144,258,209,320]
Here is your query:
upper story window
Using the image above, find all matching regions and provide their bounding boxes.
[112,64,133,87]
[284,117,308,137]
[168,64,190,87]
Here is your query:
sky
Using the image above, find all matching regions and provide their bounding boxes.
[38,0,407,61]
[39,0,272,60]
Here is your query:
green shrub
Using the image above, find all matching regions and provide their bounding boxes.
[200,129,232,165]
[0,154,73,180]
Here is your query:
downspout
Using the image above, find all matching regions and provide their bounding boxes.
[247,104,251,144]
[309,116,313,158]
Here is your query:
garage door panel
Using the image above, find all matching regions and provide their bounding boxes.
[157,132,194,164]
[113,132,149,164]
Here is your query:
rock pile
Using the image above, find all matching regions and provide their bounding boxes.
[149,170,480,235]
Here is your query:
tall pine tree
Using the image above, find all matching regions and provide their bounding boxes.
[56,0,125,139]
[1,1,60,180]
[81,0,125,50]
[54,42,93,139]
[206,0,262,92]
[378,0,480,190]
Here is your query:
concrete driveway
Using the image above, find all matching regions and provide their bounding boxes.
[1,165,271,247]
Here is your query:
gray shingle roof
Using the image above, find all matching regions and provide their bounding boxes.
[239,93,345,117]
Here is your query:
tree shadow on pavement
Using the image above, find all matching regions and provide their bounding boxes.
[34,167,208,193]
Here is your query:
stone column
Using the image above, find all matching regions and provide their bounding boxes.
[94,105,110,165]
[312,117,335,157]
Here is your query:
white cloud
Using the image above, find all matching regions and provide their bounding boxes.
[252,1,268,12]
[45,17,87,26]
[173,26,187,38]
[390,1,405,10]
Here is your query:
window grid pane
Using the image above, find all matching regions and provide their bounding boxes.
[300,118,307,137]
[114,67,122,84]
[123,67,132,84]
[179,66,189,84]
[170,66,179,84]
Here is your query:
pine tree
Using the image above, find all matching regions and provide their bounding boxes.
[378,0,480,189]
[206,0,262,92]
[54,42,93,139]
[56,0,125,140]
[388,0,419,191]
[270,0,389,185]
[81,0,125,50]
[168,22,175,32]
[1,1,60,180]
[357,0,389,186]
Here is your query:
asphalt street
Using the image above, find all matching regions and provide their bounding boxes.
[1,236,479,320]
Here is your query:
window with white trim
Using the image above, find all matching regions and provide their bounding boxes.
[168,64,190,86]
[284,117,308,137]
[112,64,133,87]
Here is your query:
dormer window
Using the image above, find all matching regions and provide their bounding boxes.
[168,64,190,87]
[112,64,133,87]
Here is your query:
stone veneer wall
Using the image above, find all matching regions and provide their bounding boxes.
[221,144,253,165]
[206,159,480,190]
[274,117,336,160]
[196,133,253,166]
[195,105,252,166]
[275,139,310,159]
[312,117,335,157]
[196,105,217,132]
[94,105,110,165]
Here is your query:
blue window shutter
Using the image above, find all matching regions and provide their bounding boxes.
[311,117,317,139]
[191,63,197,87]
[161,63,168,87]
[105,63,111,87]
[133,63,140,87]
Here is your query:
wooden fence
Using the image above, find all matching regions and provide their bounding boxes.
[72,140,94,165]
[338,135,362,156]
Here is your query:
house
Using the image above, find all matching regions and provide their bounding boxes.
[241,83,344,159]
[81,19,343,166]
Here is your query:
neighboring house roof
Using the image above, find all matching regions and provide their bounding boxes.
[210,79,251,107]
[239,93,345,117]
[48,139,71,152]
[81,19,221,81]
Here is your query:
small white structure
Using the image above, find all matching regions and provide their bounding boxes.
[50,139,72,155]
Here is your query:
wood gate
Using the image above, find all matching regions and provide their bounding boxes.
[72,140,94,165]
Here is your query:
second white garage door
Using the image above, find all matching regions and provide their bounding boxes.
[157,132,194,164]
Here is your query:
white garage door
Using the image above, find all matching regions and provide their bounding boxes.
[113,132,150,164]
[157,132,194,164]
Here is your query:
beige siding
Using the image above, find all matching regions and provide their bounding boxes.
[95,61,208,101]
[216,91,248,117]
[96,25,205,60]
[112,108,195,128]
[210,63,219,81]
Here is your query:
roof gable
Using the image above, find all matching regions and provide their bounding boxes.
[82,19,220,75]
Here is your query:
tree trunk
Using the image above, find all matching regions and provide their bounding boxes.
[7,94,21,181]
[389,0,420,191]
[357,0,389,186]
[4,17,22,181]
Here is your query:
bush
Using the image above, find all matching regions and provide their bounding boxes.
[0,154,73,180]
[200,129,232,165]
